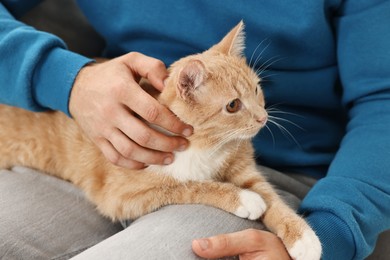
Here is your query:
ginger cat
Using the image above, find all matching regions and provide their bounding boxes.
[0,22,321,259]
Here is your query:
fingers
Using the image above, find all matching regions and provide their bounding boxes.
[192,229,265,259]
[115,107,189,153]
[108,127,174,164]
[100,104,187,165]
[108,53,193,166]
[122,83,193,137]
[69,52,194,170]
[120,52,193,136]
[107,113,189,168]
[192,229,292,260]
[97,138,146,169]
[121,52,168,91]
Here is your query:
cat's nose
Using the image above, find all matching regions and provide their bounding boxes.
[257,115,268,126]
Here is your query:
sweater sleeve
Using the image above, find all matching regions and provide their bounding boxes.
[0,1,93,115]
[299,1,390,259]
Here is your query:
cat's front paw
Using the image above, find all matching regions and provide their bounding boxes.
[234,190,266,220]
[288,228,322,260]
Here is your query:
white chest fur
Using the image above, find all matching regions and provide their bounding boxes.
[147,147,228,182]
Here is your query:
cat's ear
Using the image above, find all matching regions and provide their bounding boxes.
[177,60,206,101]
[211,20,245,57]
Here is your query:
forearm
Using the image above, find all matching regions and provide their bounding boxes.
[300,84,390,260]
[0,2,92,115]
[299,1,390,258]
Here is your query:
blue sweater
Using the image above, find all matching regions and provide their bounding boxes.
[1,1,390,259]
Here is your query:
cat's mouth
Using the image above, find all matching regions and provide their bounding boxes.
[240,123,267,140]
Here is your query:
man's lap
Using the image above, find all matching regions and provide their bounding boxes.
[72,166,305,260]
[0,167,122,260]
[2,166,388,259]
[71,204,265,260]
[0,165,298,260]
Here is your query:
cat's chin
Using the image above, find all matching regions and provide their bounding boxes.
[235,135,255,142]
[231,135,257,144]
[240,129,262,140]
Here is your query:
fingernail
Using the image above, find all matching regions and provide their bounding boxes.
[182,127,193,137]
[197,239,209,251]
[163,156,173,165]
[176,142,188,152]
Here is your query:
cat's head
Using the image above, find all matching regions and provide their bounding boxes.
[161,21,267,147]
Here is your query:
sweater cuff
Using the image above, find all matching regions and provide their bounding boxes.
[32,47,93,116]
[306,212,355,260]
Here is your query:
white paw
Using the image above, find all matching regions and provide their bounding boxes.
[234,190,266,220]
[288,228,322,260]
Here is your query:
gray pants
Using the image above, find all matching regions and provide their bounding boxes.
[0,166,388,259]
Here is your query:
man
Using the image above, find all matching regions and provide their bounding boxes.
[1,0,389,259]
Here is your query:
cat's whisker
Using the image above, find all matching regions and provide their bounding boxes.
[266,108,304,119]
[264,124,276,147]
[249,39,264,66]
[255,56,278,74]
[231,136,246,159]
[208,129,243,155]
[265,102,286,110]
[206,135,231,157]
[268,115,305,131]
[207,127,255,157]
[258,73,279,82]
[210,126,243,141]
[255,56,285,77]
[264,105,304,147]
[267,119,302,148]
[251,40,272,69]
[249,38,270,67]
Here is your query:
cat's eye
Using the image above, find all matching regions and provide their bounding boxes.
[226,99,242,113]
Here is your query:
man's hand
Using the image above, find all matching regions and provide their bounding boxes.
[69,52,193,169]
[192,229,292,260]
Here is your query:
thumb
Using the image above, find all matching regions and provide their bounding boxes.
[121,52,168,91]
[192,229,262,259]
